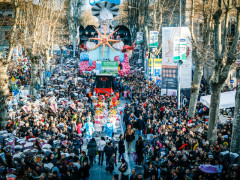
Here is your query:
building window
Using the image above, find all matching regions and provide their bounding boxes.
[5,31,10,40]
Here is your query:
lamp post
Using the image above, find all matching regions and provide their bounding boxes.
[177,0,182,110]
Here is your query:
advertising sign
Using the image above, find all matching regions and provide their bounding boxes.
[161,65,178,96]
[173,38,187,63]
[149,31,158,48]
[148,58,162,67]
[162,27,192,94]
[136,32,143,44]
[101,61,118,75]
[148,58,162,82]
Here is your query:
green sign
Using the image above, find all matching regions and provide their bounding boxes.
[101,61,118,75]
[149,31,158,48]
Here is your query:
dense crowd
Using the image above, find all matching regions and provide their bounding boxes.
[120,73,239,180]
[0,57,239,180]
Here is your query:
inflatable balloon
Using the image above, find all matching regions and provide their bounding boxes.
[119,53,124,63]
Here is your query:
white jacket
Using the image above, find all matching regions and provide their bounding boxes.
[97,140,106,151]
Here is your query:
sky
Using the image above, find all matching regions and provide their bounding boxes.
[83,0,92,10]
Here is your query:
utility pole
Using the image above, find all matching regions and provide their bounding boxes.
[178,0,182,110]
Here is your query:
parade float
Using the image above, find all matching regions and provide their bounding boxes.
[79,0,135,76]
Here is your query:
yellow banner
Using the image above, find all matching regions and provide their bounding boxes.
[148,58,162,67]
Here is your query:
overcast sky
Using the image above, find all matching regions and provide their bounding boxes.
[83,0,92,11]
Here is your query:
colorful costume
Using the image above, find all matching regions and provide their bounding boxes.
[104,121,114,138]
[82,119,95,139]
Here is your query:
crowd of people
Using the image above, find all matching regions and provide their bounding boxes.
[0,56,239,180]
[120,72,239,180]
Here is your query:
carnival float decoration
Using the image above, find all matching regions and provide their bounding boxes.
[79,0,134,76]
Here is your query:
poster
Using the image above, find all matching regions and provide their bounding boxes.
[149,31,158,48]
[173,38,187,63]
[162,27,192,94]
[161,65,178,96]
[148,58,162,82]
[136,32,143,44]
[101,61,118,75]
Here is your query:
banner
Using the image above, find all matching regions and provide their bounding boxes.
[173,38,187,63]
[162,27,192,94]
[148,58,162,67]
[161,65,178,96]
[136,32,143,44]
[148,58,162,82]
[149,31,158,48]
[101,61,118,75]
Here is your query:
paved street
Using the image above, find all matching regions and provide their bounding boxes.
[80,99,135,180]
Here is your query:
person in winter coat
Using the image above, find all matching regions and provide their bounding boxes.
[87,138,97,166]
[135,136,144,165]
[76,120,83,135]
[118,159,129,180]
[137,115,145,136]
[124,125,135,154]
[145,119,153,135]
[80,160,91,180]
[123,109,131,128]
[106,153,115,174]
[97,137,106,165]
[104,142,114,166]
[118,134,125,162]
[80,151,88,167]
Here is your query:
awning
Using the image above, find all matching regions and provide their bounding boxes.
[200,90,236,109]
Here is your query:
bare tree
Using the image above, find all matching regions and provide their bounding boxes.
[188,0,214,117]
[0,0,20,128]
[81,9,99,28]
[17,0,67,96]
[207,0,240,144]
[67,0,85,57]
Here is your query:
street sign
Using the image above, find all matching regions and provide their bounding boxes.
[45,71,51,78]
[230,79,234,83]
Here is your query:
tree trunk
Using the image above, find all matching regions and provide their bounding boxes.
[231,85,240,163]
[30,57,39,97]
[0,60,9,129]
[188,61,203,117]
[73,32,76,57]
[207,84,222,144]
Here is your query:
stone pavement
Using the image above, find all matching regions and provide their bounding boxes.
[81,99,136,180]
